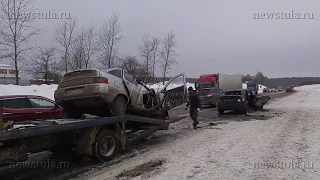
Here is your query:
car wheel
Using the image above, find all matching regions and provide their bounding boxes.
[92,130,119,162]
[218,109,224,114]
[112,95,128,115]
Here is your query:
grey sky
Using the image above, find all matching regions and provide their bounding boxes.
[28,0,320,78]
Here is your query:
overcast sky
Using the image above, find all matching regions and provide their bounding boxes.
[19,0,320,78]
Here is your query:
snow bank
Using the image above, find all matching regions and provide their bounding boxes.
[0,82,195,101]
[295,84,320,91]
[148,82,195,92]
[0,84,58,100]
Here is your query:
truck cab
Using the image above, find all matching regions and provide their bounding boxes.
[195,74,217,90]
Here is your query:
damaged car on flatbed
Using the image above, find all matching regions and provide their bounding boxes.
[216,89,271,115]
[54,68,187,119]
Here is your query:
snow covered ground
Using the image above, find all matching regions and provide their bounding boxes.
[0,84,58,100]
[0,82,195,101]
[81,84,320,180]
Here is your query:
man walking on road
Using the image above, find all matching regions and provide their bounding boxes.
[185,86,200,129]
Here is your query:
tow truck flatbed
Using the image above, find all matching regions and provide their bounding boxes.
[0,110,186,166]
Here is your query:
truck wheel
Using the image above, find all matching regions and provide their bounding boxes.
[92,130,119,162]
[218,109,224,115]
[112,96,128,115]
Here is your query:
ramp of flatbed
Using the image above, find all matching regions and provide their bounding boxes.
[0,115,186,142]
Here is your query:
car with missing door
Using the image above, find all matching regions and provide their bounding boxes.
[54,68,187,118]
[0,95,67,122]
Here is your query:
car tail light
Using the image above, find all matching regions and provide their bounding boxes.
[207,94,214,97]
[94,78,108,84]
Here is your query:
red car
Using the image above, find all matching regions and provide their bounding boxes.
[286,87,293,92]
[0,95,67,122]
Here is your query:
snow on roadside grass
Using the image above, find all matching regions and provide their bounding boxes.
[0,82,195,101]
[0,84,58,100]
[295,84,320,91]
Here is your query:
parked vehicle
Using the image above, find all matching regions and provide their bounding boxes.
[263,88,269,93]
[0,95,66,122]
[194,73,242,107]
[286,87,293,92]
[54,68,187,118]
[217,89,271,114]
[246,82,259,94]
[198,88,224,107]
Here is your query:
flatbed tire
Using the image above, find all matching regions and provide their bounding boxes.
[92,130,119,162]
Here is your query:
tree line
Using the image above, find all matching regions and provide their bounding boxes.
[0,0,178,85]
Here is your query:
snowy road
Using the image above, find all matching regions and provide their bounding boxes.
[82,87,320,180]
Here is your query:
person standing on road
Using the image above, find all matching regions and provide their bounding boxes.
[185,86,201,129]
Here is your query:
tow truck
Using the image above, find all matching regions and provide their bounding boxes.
[0,107,186,166]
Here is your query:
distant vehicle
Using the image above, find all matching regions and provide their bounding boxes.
[198,88,224,107]
[286,87,293,92]
[217,89,271,114]
[194,73,242,107]
[54,68,187,118]
[0,95,67,122]
[270,88,276,92]
[263,88,269,93]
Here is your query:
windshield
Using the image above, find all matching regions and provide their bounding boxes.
[195,82,213,89]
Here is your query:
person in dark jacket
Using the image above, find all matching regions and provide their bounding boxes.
[185,86,200,129]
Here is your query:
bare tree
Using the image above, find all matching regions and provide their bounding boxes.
[0,0,40,85]
[82,25,96,68]
[98,12,122,68]
[159,30,177,84]
[31,47,57,84]
[68,26,97,70]
[54,18,77,73]
[139,34,153,73]
[69,33,85,70]
[150,37,160,78]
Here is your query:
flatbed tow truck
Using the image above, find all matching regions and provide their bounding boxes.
[0,106,186,166]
